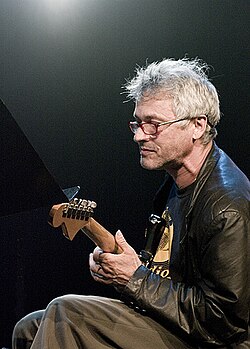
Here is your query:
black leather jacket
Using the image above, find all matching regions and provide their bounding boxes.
[124,143,250,347]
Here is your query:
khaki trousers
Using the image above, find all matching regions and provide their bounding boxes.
[12,294,192,349]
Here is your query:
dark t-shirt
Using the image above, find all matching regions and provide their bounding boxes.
[150,182,195,279]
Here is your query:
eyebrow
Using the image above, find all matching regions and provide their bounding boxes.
[133,114,156,122]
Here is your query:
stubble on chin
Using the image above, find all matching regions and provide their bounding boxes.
[140,156,182,172]
[140,157,154,170]
[140,157,164,171]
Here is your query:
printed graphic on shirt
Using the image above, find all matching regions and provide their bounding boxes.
[150,208,173,279]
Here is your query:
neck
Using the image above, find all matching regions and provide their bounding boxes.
[168,142,212,189]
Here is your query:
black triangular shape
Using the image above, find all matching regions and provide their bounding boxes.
[0,99,68,216]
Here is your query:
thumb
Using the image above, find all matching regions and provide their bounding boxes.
[115,230,128,251]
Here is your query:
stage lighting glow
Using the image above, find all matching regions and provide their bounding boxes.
[43,0,78,13]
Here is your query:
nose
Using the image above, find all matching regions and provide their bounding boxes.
[133,127,151,143]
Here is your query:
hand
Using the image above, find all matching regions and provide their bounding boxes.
[89,230,141,287]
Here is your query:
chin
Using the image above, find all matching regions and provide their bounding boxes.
[140,160,163,171]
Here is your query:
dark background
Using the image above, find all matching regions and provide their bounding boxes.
[0,0,249,346]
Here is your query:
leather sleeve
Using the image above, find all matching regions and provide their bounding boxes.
[123,210,249,346]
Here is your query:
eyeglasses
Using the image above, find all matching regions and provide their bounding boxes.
[128,117,190,136]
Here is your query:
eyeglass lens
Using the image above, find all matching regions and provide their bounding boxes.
[130,122,157,135]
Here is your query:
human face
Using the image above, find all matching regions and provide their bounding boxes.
[133,94,195,171]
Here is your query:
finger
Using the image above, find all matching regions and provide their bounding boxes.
[93,247,104,263]
[89,253,101,273]
[89,254,105,276]
[90,269,104,280]
[90,271,114,285]
[89,253,94,267]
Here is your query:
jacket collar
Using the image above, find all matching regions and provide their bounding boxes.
[186,142,220,217]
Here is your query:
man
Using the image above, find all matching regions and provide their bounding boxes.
[13,58,249,348]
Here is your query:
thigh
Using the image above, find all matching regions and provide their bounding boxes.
[50,294,192,349]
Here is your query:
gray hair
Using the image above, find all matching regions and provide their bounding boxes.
[124,57,221,144]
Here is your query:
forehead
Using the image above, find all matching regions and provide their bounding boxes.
[134,92,174,120]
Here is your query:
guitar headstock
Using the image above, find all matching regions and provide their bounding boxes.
[49,198,97,240]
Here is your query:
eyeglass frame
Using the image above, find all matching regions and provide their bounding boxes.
[128,117,190,136]
[128,115,212,136]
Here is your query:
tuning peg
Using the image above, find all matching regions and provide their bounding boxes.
[90,201,97,209]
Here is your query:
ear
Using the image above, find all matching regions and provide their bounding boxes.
[192,116,207,140]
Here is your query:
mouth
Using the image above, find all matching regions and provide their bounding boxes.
[139,147,155,156]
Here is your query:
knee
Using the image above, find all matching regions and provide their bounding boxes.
[14,310,43,336]
[44,294,82,317]
[47,294,77,309]
[46,294,93,317]
[12,310,44,348]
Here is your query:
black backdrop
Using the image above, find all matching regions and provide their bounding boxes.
[0,0,249,347]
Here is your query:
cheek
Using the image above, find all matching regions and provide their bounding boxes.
[158,133,192,155]
[157,136,180,150]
